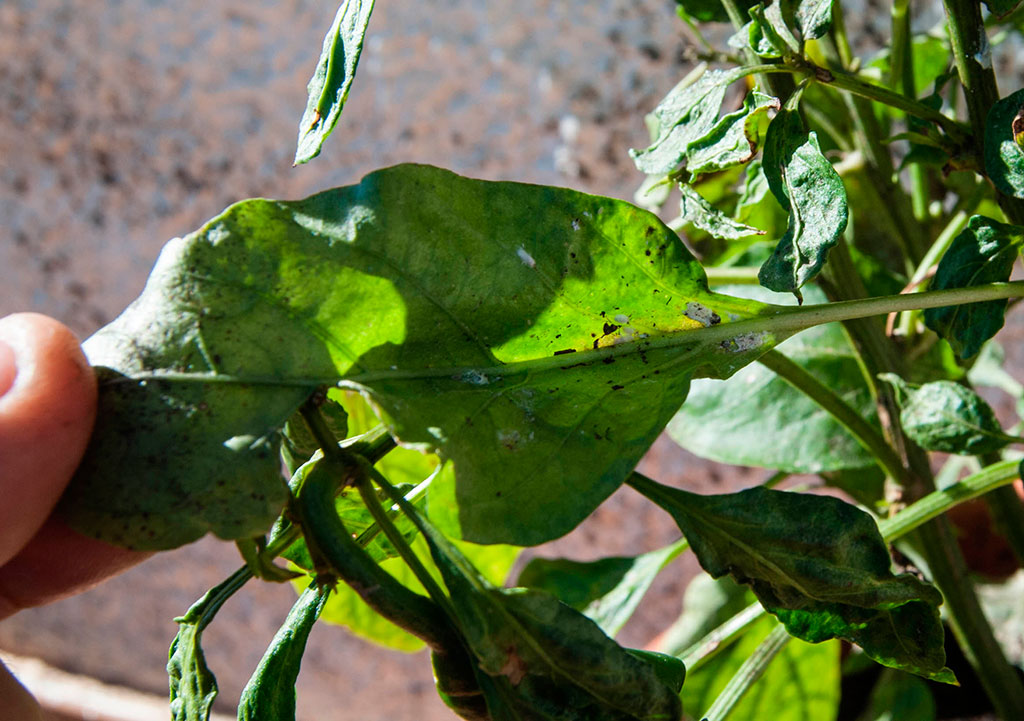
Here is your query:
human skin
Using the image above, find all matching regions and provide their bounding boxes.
[0,313,149,718]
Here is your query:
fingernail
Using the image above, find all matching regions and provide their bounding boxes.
[0,340,15,398]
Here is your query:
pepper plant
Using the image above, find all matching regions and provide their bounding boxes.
[56,0,1024,719]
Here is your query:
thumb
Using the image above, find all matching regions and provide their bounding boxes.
[0,313,97,567]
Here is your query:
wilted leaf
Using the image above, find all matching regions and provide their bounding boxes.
[168,573,248,721]
[238,584,329,721]
[63,164,789,550]
[879,374,1017,455]
[630,67,749,175]
[630,477,951,681]
[685,91,780,179]
[678,184,766,241]
[758,109,849,293]
[295,0,376,165]
[923,215,1024,359]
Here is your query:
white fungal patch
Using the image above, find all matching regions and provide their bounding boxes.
[612,326,637,345]
[459,369,491,386]
[975,31,992,69]
[721,331,768,353]
[517,247,536,268]
[497,429,522,450]
[684,302,721,327]
[614,313,630,324]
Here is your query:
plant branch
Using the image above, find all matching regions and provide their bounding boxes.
[703,624,790,721]
[757,349,905,483]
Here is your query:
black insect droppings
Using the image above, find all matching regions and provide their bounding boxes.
[611,384,624,390]
[602,322,619,335]
[553,348,576,356]
[602,357,615,364]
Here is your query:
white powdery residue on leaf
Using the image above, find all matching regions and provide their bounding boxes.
[517,247,537,268]
[684,301,721,327]
[459,369,491,386]
[614,313,630,324]
[720,331,768,353]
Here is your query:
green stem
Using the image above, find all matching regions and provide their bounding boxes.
[704,266,762,285]
[294,456,455,651]
[879,460,1020,540]
[355,463,456,620]
[703,625,790,721]
[676,603,767,670]
[757,350,905,482]
[815,66,968,143]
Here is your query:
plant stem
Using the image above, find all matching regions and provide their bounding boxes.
[757,349,904,482]
[878,459,1020,540]
[704,266,762,285]
[703,624,790,721]
[676,602,767,670]
[294,456,455,651]
[355,463,456,619]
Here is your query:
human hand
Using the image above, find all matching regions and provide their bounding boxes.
[0,313,149,717]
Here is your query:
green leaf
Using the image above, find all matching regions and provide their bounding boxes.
[414,509,685,721]
[684,91,781,179]
[669,285,879,474]
[168,572,248,721]
[728,20,784,59]
[629,66,749,175]
[922,215,1024,359]
[631,477,951,681]
[758,109,849,294]
[238,584,329,721]
[793,0,835,40]
[294,0,375,165]
[855,670,936,721]
[983,0,1024,23]
[515,539,688,637]
[674,0,757,23]
[985,88,1024,199]
[879,374,1016,455]
[63,164,785,550]
[678,184,766,241]
[280,392,348,475]
[681,613,840,721]
[753,2,801,56]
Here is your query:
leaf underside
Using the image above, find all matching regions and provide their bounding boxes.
[62,163,784,550]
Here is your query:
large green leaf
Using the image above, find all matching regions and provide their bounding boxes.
[879,374,1017,455]
[62,164,786,550]
[294,0,375,165]
[923,215,1024,359]
[238,584,329,721]
[758,109,849,294]
[413,507,685,721]
[680,613,840,721]
[630,67,750,176]
[630,477,951,681]
[515,539,688,638]
[669,286,878,474]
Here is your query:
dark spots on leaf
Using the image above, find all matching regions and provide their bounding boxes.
[553,348,576,356]
[611,384,624,390]
[645,226,655,237]
[645,249,651,256]
[602,357,615,365]
[603,322,619,335]
[495,491,502,497]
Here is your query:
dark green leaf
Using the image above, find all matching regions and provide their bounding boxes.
[678,184,766,241]
[516,539,687,637]
[674,0,757,23]
[415,509,684,721]
[985,88,1024,198]
[754,2,801,55]
[669,285,879,474]
[624,650,686,694]
[238,584,329,721]
[629,66,749,175]
[983,0,1024,21]
[685,91,780,179]
[758,110,849,293]
[680,613,840,721]
[168,572,248,721]
[922,215,1024,359]
[879,374,1016,455]
[294,0,375,165]
[794,0,835,40]
[63,164,787,550]
[631,477,951,681]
